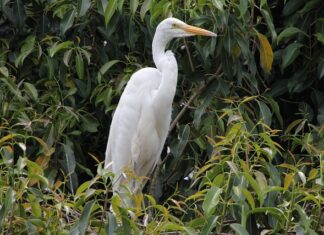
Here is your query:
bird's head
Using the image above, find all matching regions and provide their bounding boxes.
[156,18,217,39]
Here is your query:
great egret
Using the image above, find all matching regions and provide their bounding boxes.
[105,18,216,196]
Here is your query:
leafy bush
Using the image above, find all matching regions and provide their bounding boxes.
[0,0,323,234]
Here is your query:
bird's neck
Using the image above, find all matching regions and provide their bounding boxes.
[151,31,178,122]
[152,31,171,71]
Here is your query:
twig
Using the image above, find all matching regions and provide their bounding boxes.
[169,66,222,133]
[183,38,195,72]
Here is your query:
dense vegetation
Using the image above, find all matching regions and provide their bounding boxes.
[0,0,323,234]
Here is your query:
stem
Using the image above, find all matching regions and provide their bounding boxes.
[98,180,111,234]
[284,180,296,235]
[219,172,231,234]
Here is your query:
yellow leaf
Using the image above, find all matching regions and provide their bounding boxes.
[257,32,273,73]
[284,173,294,190]
[0,134,18,146]
[35,155,50,169]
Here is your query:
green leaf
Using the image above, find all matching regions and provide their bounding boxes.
[281,42,303,70]
[249,207,285,223]
[314,33,324,44]
[97,0,108,15]
[130,0,139,17]
[60,9,76,35]
[257,101,272,126]
[80,114,99,133]
[49,41,73,57]
[239,0,248,17]
[15,35,36,67]
[118,0,125,11]
[211,0,225,11]
[24,82,38,101]
[63,49,73,67]
[0,188,15,227]
[0,66,9,77]
[201,215,219,235]
[62,143,76,192]
[277,27,306,44]
[242,188,255,209]
[243,172,264,206]
[77,0,91,17]
[76,52,84,80]
[14,0,26,29]
[78,200,95,235]
[31,201,42,217]
[104,0,118,27]
[75,181,91,197]
[260,9,277,43]
[97,60,120,83]
[140,0,152,21]
[202,186,222,216]
[230,223,249,235]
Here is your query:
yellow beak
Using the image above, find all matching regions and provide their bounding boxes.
[181,24,217,37]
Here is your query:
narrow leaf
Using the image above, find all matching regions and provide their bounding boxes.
[49,41,73,57]
[130,0,139,17]
[202,186,222,216]
[76,52,84,80]
[140,0,152,21]
[104,0,118,26]
[77,0,91,17]
[257,32,273,73]
[281,43,303,70]
[230,223,249,235]
[60,9,76,35]
[277,27,306,44]
[78,200,95,235]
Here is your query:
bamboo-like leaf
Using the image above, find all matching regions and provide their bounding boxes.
[77,0,91,17]
[60,9,76,35]
[230,223,249,235]
[78,200,95,235]
[24,82,38,101]
[0,188,15,228]
[49,41,73,57]
[202,186,222,216]
[257,100,272,126]
[201,215,219,235]
[140,0,152,21]
[75,52,84,80]
[104,0,118,26]
[130,0,139,17]
[281,42,303,70]
[15,35,36,67]
[277,27,306,44]
[284,173,294,190]
[243,172,264,206]
[257,32,273,73]
[0,134,18,146]
[242,188,255,209]
[97,60,120,83]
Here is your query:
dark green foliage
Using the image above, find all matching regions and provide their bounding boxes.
[0,0,323,234]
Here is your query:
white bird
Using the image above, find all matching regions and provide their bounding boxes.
[105,18,216,197]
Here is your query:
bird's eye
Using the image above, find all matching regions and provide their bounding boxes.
[172,23,177,28]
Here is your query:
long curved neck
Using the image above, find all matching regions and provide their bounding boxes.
[152,30,171,71]
[151,30,178,119]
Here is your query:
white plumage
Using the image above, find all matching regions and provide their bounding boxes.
[105,18,216,196]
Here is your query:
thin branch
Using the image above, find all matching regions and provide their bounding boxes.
[183,38,195,72]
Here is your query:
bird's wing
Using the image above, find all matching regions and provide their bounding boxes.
[105,67,162,187]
